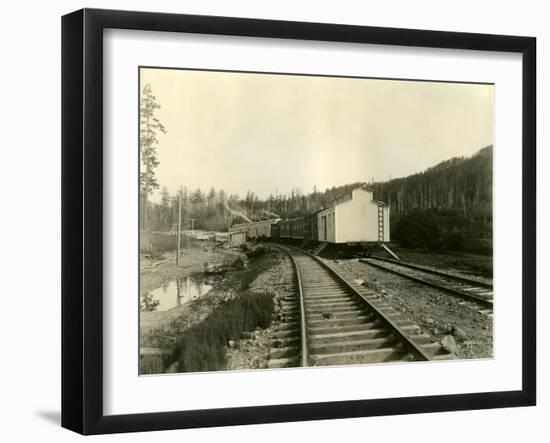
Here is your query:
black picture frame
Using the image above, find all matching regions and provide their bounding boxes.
[61,8,536,435]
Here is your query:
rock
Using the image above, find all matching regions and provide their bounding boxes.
[204,261,225,274]
[452,326,467,341]
[226,256,245,270]
[228,340,235,348]
[441,335,459,355]
[246,245,267,258]
[425,318,435,325]
[354,279,365,286]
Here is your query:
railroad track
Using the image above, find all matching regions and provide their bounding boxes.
[361,256,493,315]
[268,245,453,368]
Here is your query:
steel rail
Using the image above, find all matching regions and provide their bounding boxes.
[370,255,493,289]
[273,245,309,367]
[280,244,432,362]
[361,258,493,308]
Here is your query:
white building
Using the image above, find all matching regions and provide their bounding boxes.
[317,184,390,243]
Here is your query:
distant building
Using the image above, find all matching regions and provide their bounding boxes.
[214,232,229,242]
[229,230,247,246]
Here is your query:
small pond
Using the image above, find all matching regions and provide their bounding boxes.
[141,274,219,312]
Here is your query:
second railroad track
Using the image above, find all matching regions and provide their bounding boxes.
[268,245,453,368]
[360,256,493,314]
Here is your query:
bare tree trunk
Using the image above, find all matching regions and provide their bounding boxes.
[143,191,148,231]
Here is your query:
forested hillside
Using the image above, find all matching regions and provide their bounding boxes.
[373,146,492,218]
[141,146,492,254]
[373,146,493,253]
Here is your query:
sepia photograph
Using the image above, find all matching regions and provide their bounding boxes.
[139,67,494,375]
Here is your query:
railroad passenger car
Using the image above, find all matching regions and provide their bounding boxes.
[279,219,291,238]
[277,218,304,239]
[289,218,305,240]
[271,222,280,240]
[229,219,280,240]
[303,212,319,242]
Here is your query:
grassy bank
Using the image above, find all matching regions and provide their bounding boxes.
[170,291,274,372]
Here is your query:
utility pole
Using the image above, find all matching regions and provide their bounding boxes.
[186,218,196,249]
[176,191,182,265]
[187,194,191,249]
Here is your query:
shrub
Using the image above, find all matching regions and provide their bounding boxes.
[445,227,465,251]
[141,232,178,256]
[393,209,441,249]
[245,245,267,258]
[172,291,274,372]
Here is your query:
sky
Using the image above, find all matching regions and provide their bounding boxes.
[140,67,493,202]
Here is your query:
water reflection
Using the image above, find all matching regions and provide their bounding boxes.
[141,275,215,312]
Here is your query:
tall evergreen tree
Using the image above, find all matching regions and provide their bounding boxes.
[140,83,166,230]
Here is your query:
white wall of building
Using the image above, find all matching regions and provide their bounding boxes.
[335,188,389,243]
